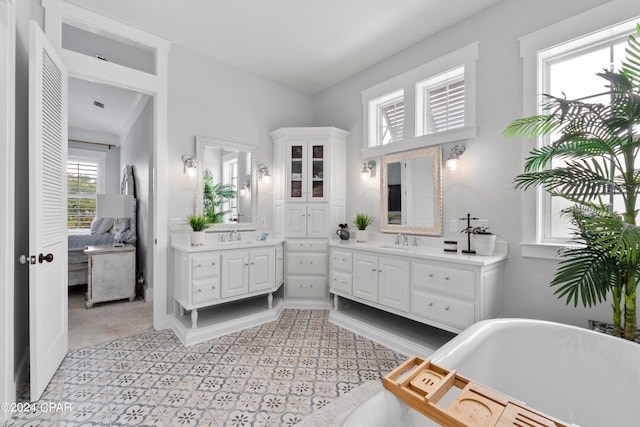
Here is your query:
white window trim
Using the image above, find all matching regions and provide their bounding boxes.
[518,0,640,259]
[361,42,478,159]
[368,89,404,146]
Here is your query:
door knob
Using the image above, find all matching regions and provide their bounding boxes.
[38,253,54,263]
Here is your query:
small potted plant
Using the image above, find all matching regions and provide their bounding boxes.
[462,225,496,256]
[354,213,373,242]
[186,214,211,246]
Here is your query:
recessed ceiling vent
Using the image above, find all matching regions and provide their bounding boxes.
[93,100,105,109]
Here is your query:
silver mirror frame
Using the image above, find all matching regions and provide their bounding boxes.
[380,146,443,236]
[195,135,258,231]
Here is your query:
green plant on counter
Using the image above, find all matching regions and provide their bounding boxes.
[185,214,211,232]
[354,213,373,230]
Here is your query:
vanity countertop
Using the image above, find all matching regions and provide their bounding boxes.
[328,239,507,266]
[171,234,284,253]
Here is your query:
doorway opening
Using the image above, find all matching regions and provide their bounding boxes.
[66,76,154,350]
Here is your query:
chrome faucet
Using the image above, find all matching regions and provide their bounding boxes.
[412,237,420,247]
[395,233,408,246]
[229,230,239,241]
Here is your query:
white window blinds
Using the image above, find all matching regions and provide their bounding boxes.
[67,159,98,230]
[380,99,404,144]
[427,79,465,133]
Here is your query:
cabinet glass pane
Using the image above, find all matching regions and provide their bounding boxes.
[312,161,323,179]
[291,145,303,159]
[312,181,324,198]
[291,181,303,198]
[291,159,302,180]
[312,145,324,159]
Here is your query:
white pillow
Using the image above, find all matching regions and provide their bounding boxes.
[96,218,115,234]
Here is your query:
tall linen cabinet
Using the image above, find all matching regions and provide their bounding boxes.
[271,127,349,304]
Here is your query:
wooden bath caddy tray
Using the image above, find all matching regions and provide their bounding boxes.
[383,357,578,427]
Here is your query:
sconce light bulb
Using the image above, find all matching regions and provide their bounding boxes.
[361,170,370,181]
[262,173,271,185]
[446,158,459,174]
[186,166,197,178]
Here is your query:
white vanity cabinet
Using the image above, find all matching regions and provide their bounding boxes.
[173,241,283,329]
[330,243,505,334]
[351,252,410,312]
[285,239,328,300]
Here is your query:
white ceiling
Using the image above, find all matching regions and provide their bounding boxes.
[68,78,150,145]
[65,0,501,94]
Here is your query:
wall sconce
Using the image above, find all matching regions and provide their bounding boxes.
[361,160,376,181]
[446,145,465,174]
[182,155,197,178]
[258,164,271,184]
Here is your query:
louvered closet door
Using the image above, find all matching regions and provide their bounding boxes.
[28,21,68,401]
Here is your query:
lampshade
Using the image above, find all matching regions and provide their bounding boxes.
[97,194,135,218]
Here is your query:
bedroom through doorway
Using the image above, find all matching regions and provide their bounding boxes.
[66,76,154,350]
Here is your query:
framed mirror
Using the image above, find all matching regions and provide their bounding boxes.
[195,136,258,231]
[380,146,442,236]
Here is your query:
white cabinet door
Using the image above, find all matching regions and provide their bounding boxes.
[307,204,328,238]
[306,141,327,202]
[378,257,410,312]
[275,244,284,286]
[353,253,378,302]
[286,141,307,202]
[249,249,274,292]
[221,252,248,298]
[285,204,307,238]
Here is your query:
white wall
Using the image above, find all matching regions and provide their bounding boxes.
[165,44,315,311]
[167,44,315,229]
[313,0,638,328]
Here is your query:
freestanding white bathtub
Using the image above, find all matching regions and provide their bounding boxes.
[342,318,640,427]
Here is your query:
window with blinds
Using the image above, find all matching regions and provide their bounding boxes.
[417,66,465,136]
[67,159,98,230]
[368,89,404,146]
[379,99,404,144]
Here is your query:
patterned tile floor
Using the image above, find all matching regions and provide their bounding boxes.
[8,309,407,426]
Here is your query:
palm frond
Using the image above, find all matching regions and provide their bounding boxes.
[551,246,613,307]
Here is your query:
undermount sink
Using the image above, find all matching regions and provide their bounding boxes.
[377,245,412,251]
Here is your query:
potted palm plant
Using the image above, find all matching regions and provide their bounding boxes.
[503,25,640,340]
[203,169,237,224]
[354,213,373,242]
[186,214,211,246]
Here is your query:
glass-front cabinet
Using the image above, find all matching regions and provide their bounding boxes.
[286,141,327,202]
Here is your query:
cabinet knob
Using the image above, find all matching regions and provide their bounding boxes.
[197,264,202,268]
[429,273,434,277]
[372,268,377,272]
[445,276,450,280]
[244,263,249,266]
[250,262,255,265]
[212,285,215,290]
[211,261,216,266]
[445,306,450,311]
[342,258,347,262]
[428,302,434,307]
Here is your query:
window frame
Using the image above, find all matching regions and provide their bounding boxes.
[67,147,105,232]
[518,8,639,259]
[361,42,478,158]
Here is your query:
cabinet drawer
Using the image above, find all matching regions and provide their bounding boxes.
[286,276,328,299]
[191,254,220,280]
[286,239,328,253]
[287,253,327,275]
[330,271,352,295]
[411,290,474,330]
[192,278,220,305]
[330,250,352,273]
[411,262,474,300]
